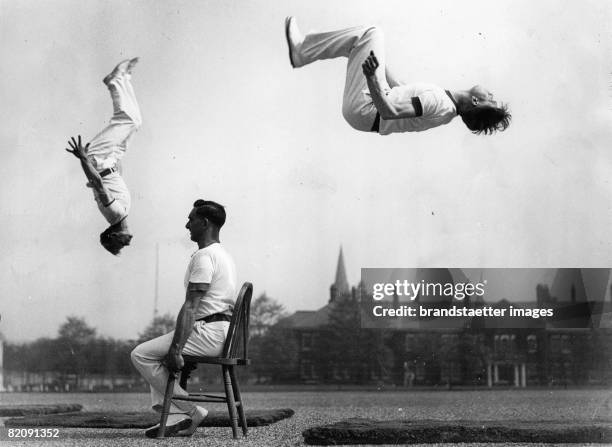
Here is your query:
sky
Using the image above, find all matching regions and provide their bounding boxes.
[1,0,611,341]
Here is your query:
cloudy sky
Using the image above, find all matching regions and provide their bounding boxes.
[1,0,611,341]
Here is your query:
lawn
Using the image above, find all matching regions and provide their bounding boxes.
[1,389,611,446]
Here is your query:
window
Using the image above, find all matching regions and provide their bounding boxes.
[300,360,314,379]
[527,334,538,353]
[494,333,516,353]
[560,334,571,355]
[301,332,312,351]
[405,334,416,352]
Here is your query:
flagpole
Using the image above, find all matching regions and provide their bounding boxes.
[154,243,159,319]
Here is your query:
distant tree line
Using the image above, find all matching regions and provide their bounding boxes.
[4,314,176,390]
[3,293,296,389]
[6,292,472,388]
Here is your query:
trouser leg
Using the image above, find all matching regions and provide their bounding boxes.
[297,25,388,131]
[86,73,142,170]
[130,322,228,414]
[340,26,387,130]
[130,332,195,414]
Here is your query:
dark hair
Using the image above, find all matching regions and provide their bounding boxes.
[461,103,511,135]
[193,199,226,228]
[100,226,133,255]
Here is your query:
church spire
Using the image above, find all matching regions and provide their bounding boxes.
[334,246,349,294]
[329,246,350,304]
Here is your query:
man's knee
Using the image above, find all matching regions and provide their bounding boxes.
[342,106,375,132]
[130,344,144,366]
[113,111,142,129]
[342,107,360,130]
[131,115,143,128]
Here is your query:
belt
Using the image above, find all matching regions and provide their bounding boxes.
[371,112,380,133]
[196,313,232,323]
[99,167,117,177]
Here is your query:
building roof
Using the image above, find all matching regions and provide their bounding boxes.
[550,268,610,303]
[277,306,331,329]
[280,261,612,331]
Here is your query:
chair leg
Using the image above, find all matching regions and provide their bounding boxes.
[157,373,176,438]
[229,366,247,436]
[222,365,239,439]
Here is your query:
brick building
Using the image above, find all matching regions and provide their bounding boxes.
[277,249,612,386]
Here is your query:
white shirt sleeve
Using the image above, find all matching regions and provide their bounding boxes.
[189,251,214,284]
[417,90,439,118]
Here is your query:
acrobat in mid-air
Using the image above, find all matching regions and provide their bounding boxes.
[285,17,511,136]
[65,58,141,255]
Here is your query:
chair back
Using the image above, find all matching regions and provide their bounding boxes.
[221,282,252,360]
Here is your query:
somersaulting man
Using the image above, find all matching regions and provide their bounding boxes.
[285,17,511,136]
[65,58,141,255]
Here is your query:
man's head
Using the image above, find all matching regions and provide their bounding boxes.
[460,85,511,135]
[100,225,133,255]
[186,199,226,242]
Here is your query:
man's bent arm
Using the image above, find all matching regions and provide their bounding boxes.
[366,75,416,120]
[363,52,416,120]
[165,283,209,372]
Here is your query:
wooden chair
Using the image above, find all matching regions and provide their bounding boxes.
[156,282,253,439]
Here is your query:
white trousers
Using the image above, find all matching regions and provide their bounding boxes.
[87,73,142,170]
[297,25,388,131]
[130,321,229,414]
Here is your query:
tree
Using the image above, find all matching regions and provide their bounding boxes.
[251,325,300,383]
[247,294,291,383]
[58,316,96,342]
[137,313,176,343]
[55,316,97,386]
[323,291,391,384]
[4,342,27,372]
[26,338,60,373]
[250,293,287,337]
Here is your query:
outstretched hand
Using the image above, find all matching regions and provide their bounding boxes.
[362,51,379,77]
[65,135,89,160]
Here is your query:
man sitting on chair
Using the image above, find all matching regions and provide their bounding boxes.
[131,200,237,438]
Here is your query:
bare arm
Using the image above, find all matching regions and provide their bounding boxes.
[65,135,113,204]
[163,283,209,372]
[363,52,417,120]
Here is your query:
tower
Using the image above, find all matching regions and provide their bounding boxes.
[329,246,350,303]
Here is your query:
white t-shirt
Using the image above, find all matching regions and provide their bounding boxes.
[184,243,237,320]
[90,172,130,225]
[379,83,458,135]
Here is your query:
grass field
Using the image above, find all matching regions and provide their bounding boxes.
[1,388,611,446]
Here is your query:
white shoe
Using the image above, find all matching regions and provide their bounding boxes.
[145,413,192,438]
[103,57,139,85]
[284,16,304,68]
[126,57,139,74]
[176,406,208,437]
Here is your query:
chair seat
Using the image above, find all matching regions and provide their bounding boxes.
[183,355,251,366]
